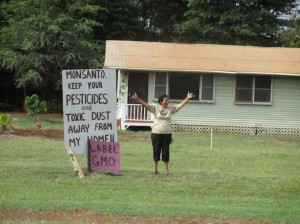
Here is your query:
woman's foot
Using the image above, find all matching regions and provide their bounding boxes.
[164,162,169,175]
[152,161,158,175]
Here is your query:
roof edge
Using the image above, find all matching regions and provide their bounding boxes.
[104,66,300,77]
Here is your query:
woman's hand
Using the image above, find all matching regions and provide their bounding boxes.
[186,92,195,99]
[130,93,151,111]
[130,92,138,100]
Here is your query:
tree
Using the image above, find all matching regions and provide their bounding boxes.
[138,0,187,42]
[93,0,146,41]
[177,0,296,46]
[93,0,187,42]
[0,0,102,98]
[281,17,300,47]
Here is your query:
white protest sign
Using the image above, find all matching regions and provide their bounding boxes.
[62,69,118,154]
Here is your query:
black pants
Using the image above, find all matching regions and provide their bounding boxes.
[151,133,172,162]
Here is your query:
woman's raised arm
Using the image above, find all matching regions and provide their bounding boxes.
[130,93,152,111]
[176,92,195,111]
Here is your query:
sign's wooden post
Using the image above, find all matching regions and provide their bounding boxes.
[65,145,85,179]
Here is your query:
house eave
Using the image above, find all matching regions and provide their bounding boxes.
[104,66,300,77]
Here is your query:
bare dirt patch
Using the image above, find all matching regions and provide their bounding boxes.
[0,128,64,139]
[0,128,149,141]
[0,209,260,224]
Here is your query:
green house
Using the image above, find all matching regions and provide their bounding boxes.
[104,40,300,135]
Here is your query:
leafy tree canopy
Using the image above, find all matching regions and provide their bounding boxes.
[177,0,296,46]
[137,0,187,42]
[0,0,102,92]
[0,0,298,107]
[94,0,146,41]
[282,17,300,47]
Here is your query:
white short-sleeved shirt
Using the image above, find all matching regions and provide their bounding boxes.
[148,104,177,134]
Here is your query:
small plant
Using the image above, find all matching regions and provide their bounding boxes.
[25,94,47,122]
[0,113,13,130]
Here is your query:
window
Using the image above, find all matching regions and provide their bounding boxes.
[169,72,200,100]
[235,75,272,104]
[201,75,214,101]
[254,76,272,102]
[154,72,167,98]
[154,72,214,101]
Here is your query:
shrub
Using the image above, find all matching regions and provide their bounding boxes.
[0,113,13,130]
[25,94,47,121]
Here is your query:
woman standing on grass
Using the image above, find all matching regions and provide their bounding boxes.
[131,92,194,175]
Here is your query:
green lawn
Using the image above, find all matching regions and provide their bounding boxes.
[9,113,64,130]
[0,117,300,223]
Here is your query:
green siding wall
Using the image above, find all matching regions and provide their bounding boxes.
[148,73,300,129]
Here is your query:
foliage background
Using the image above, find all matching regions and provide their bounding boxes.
[0,0,299,111]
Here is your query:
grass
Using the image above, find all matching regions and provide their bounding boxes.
[0,117,300,223]
[10,116,64,130]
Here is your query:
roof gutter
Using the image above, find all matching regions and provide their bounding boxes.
[104,66,300,77]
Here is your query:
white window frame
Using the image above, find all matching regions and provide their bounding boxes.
[235,75,273,105]
[154,72,215,102]
[154,72,169,99]
[200,74,215,102]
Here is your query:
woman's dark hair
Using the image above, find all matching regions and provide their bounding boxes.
[158,95,168,105]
